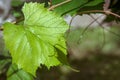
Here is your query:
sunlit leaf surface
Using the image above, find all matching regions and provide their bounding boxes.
[4,3,68,75]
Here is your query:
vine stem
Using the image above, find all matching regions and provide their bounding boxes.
[78,10,120,19]
[48,0,71,10]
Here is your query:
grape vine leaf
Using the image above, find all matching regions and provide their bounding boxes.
[84,0,104,6]
[52,0,88,15]
[52,0,104,15]
[3,3,69,76]
[7,64,34,80]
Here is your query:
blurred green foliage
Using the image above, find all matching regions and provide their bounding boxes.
[67,27,120,54]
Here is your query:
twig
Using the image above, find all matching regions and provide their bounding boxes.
[78,10,120,19]
[108,11,120,18]
[81,15,103,35]
[103,0,111,11]
[66,15,76,38]
[77,15,104,44]
[48,0,71,10]
[89,14,106,49]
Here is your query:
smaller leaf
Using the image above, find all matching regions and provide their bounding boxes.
[7,64,34,80]
[84,0,104,6]
[52,0,89,15]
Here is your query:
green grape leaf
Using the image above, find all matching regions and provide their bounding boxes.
[7,64,34,80]
[3,3,69,76]
[52,0,104,15]
[52,0,88,15]
[84,0,104,6]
